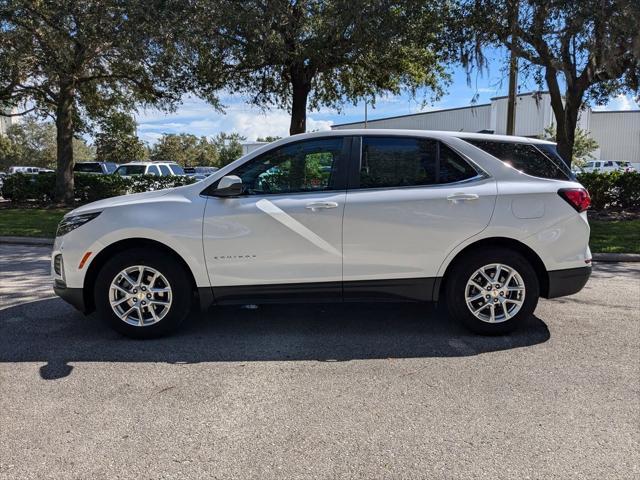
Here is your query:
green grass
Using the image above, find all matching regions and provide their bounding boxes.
[0,208,69,237]
[589,219,640,254]
[1,208,638,254]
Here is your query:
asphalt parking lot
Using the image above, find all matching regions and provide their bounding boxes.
[0,244,638,479]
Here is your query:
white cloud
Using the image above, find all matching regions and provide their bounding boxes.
[592,94,638,111]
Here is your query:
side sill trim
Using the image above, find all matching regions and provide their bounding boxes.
[211,277,439,305]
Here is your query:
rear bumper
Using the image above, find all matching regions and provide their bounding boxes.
[545,266,591,299]
[53,280,87,313]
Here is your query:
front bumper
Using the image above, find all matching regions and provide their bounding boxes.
[53,279,87,313]
[545,266,592,299]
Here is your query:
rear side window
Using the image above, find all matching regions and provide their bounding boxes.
[159,165,171,176]
[358,137,478,189]
[466,140,572,180]
[169,164,185,175]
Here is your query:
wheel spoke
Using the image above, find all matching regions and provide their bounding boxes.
[150,287,170,293]
[506,286,524,292]
[110,297,130,308]
[505,298,523,306]
[479,270,493,285]
[493,265,502,282]
[112,284,131,295]
[501,302,510,319]
[468,279,485,291]
[150,299,170,306]
[467,292,485,303]
[121,272,137,288]
[119,306,135,320]
[489,304,496,322]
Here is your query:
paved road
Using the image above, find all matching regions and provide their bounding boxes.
[0,244,638,479]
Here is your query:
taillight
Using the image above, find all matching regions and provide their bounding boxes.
[558,188,591,212]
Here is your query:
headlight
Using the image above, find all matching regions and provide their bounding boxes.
[56,212,101,237]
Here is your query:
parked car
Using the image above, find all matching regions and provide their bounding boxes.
[184,166,219,181]
[74,162,118,174]
[114,162,186,177]
[0,172,6,190]
[52,130,591,339]
[576,160,636,174]
[8,166,41,174]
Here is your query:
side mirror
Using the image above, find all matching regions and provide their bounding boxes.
[214,175,243,197]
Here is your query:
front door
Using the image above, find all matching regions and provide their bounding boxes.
[202,136,350,303]
[342,136,497,301]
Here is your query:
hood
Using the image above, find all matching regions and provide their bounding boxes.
[67,187,180,217]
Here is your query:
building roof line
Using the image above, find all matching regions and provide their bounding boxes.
[591,109,640,114]
[332,103,491,127]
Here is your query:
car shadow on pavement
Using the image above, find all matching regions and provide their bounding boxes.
[0,297,550,380]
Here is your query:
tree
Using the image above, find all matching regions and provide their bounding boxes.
[543,126,599,166]
[256,136,282,143]
[149,133,220,167]
[0,1,192,203]
[0,117,93,170]
[95,113,145,164]
[462,0,640,166]
[193,0,453,135]
[213,132,245,166]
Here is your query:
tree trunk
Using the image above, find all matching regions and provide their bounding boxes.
[289,78,310,135]
[55,85,75,205]
[545,66,582,168]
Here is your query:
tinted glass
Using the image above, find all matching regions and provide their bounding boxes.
[159,165,171,176]
[115,165,146,176]
[360,137,437,188]
[231,138,343,194]
[468,140,572,180]
[359,137,477,188]
[104,163,118,173]
[74,163,102,173]
[439,144,479,183]
[147,165,160,175]
[169,164,185,175]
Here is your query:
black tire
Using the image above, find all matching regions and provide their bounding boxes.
[445,248,539,335]
[94,248,193,339]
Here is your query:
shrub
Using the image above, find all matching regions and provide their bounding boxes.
[1,172,195,205]
[576,171,640,210]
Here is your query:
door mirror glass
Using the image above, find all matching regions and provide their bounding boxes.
[214,175,243,197]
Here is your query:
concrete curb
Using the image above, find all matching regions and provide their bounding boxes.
[592,253,640,262]
[1,236,638,262]
[0,236,54,246]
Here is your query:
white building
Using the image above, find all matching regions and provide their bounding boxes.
[241,141,269,156]
[332,91,640,163]
[0,109,17,135]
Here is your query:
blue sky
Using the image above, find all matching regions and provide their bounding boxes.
[134,48,638,144]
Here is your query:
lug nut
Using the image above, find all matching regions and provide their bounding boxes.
[133,289,137,294]
[142,301,146,306]
[133,298,137,303]
[500,291,504,296]
[494,298,499,303]
[486,295,490,299]
[147,293,151,299]
[487,286,491,291]
[141,286,146,291]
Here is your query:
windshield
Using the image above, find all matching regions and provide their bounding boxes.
[616,161,630,167]
[115,165,146,176]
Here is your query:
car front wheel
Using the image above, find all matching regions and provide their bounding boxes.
[94,248,192,339]
[445,248,539,335]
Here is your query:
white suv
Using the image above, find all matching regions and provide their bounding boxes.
[52,130,592,338]
[114,161,186,177]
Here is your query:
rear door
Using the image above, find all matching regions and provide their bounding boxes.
[342,136,497,300]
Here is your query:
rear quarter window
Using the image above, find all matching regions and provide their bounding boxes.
[466,140,573,180]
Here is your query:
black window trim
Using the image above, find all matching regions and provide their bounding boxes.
[201,136,352,197]
[346,134,488,191]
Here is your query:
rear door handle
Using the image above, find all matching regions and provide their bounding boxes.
[447,193,479,204]
[305,201,339,211]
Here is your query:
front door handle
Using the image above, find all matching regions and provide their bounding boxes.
[305,201,339,211]
[447,193,479,204]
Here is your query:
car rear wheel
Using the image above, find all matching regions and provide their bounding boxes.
[445,248,539,335]
[94,248,192,339]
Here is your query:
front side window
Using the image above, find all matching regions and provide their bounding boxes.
[231,138,344,195]
[358,137,478,189]
[467,140,572,180]
[159,165,171,176]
